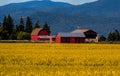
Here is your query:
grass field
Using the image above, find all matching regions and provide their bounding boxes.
[0,43,120,76]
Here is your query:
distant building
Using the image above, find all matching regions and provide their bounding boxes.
[31,28,98,43]
[31,28,55,41]
[72,29,98,42]
[56,33,85,43]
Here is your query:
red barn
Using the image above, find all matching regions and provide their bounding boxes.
[31,28,49,41]
[56,33,85,43]
[72,29,98,42]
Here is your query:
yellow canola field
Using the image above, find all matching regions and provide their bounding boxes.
[0,43,120,76]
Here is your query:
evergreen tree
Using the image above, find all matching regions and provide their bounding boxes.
[0,23,2,32]
[1,30,9,40]
[2,16,9,40]
[19,17,24,32]
[2,16,7,31]
[25,16,33,33]
[107,32,113,41]
[43,22,51,35]
[9,25,18,40]
[114,29,120,41]
[0,22,2,32]
[7,14,14,35]
[112,32,116,41]
[23,32,30,40]
[99,35,106,41]
[0,23,2,40]
[15,25,20,33]
[34,20,40,29]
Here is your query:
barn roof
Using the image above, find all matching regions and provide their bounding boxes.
[31,28,43,36]
[58,33,85,37]
[72,29,97,34]
[72,29,90,33]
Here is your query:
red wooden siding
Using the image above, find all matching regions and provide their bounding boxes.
[62,37,85,43]
[56,33,85,43]
[70,37,75,43]
[38,29,49,35]
[56,35,85,43]
[31,36,39,41]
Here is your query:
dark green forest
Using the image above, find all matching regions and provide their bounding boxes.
[1,0,120,36]
[0,15,120,42]
[99,29,120,42]
[0,15,50,40]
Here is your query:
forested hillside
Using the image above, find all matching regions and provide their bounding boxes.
[0,0,120,36]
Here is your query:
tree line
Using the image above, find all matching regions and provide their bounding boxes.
[0,15,51,40]
[99,29,120,42]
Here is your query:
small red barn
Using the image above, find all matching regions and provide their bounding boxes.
[31,28,49,41]
[56,33,85,43]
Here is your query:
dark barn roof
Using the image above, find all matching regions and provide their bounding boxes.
[58,33,85,37]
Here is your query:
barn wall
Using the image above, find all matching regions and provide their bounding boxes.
[70,37,75,43]
[38,29,49,36]
[74,37,85,43]
[61,37,69,43]
[57,37,85,43]
[70,37,85,43]
[31,36,39,40]
[79,38,85,43]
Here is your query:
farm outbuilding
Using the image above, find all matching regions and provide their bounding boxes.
[31,28,98,43]
[72,29,98,42]
[31,28,49,41]
[56,33,85,43]
[31,28,55,42]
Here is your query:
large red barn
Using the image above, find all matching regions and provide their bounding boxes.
[56,33,85,43]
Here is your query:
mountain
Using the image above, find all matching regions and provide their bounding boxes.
[0,0,72,18]
[0,0,120,36]
[52,0,120,17]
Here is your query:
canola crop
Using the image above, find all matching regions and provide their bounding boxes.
[0,43,120,76]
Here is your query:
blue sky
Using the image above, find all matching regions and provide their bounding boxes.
[0,0,97,6]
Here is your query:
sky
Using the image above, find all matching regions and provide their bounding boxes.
[0,0,97,6]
